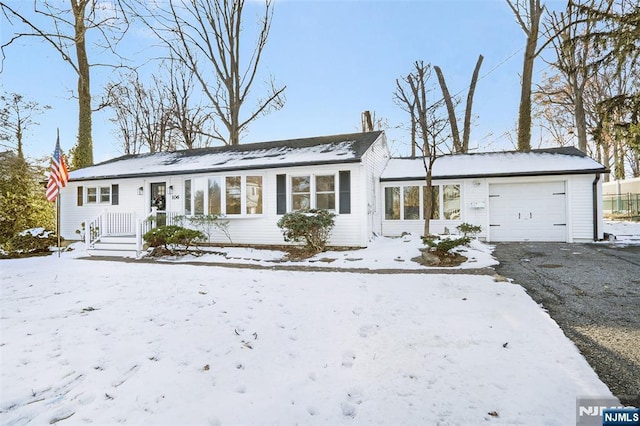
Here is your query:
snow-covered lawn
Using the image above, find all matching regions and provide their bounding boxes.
[1,249,613,425]
[603,220,640,245]
[167,233,498,270]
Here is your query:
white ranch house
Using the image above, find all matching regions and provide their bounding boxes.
[59,131,607,256]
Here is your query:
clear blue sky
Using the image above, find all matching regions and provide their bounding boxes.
[1,0,564,164]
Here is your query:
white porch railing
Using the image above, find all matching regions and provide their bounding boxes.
[86,210,182,254]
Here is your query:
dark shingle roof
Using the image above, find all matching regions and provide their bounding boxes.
[70,131,384,181]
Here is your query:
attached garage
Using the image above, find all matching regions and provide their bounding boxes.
[489,181,567,242]
[380,147,607,243]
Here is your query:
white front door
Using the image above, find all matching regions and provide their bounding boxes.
[488,181,567,242]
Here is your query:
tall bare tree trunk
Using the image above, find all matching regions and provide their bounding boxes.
[73,0,93,167]
[434,66,461,153]
[508,0,544,152]
[462,55,484,153]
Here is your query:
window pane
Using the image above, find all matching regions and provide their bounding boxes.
[226,176,241,214]
[292,194,310,210]
[315,175,334,192]
[423,185,440,219]
[100,187,110,203]
[384,187,400,220]
[291,176,310,193]
[87,187,97,203]
[246,176,262,214]
[194,178,205,215]
[292,176,310,210]
[443,185,461,219]
[403,186,420,220]
[316,193,335,210]
[208,177,222,215]
[184,179,192,215]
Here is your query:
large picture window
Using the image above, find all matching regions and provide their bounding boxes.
[185,175,264,217]
[384,184,460,221]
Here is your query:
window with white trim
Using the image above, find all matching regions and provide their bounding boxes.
[384,184,460,220]
[85,186,113,204]
[289,174,337,211]
[184,175,264,216]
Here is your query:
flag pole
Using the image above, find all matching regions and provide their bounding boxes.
[56,128,61,258]
[56,193,61,257]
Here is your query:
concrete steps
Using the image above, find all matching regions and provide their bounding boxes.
[88,235,139,258]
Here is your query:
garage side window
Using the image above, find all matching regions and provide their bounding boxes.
[384,187,400,220]
[443,185,460,220]
[423,185,440,219]
[403,186,420,220]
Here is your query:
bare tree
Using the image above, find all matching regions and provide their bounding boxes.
[0,93,51,159]
[131,0,285,146]
[106,72,174,154]
[166,58,216,150]
[434,54,484,153]
[0,1,129,168]
[543,1,606,153]
[395,61,449,236]
[507,0,546,151]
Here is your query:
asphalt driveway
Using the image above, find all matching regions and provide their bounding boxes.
[493,242,640,408]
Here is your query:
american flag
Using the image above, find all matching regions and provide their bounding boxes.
[45,136,70,203]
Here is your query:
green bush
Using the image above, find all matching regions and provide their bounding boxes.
[457,223,482,238]
[420,223,482,255]
[423,236,471,254]
[143,225,204,254]
[277,209,336,253]
[3,228,57,257]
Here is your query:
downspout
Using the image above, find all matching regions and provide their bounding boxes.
[592,174,601,241]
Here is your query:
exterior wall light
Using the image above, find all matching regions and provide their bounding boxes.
[138,186,144,195]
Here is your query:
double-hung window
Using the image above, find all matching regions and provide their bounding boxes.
[290,174,336,211]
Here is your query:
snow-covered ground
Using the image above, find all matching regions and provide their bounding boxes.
[167,233,498,270]
[1,245,614,425]
[603,220,640,245]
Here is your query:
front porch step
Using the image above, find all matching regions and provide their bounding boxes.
[87,248,139,258]
[88,235,140,258]
[100,236,137,244]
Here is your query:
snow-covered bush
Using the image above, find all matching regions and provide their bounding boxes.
[2,228,57,257]
[277,209,336,253]
[143,225,205,255]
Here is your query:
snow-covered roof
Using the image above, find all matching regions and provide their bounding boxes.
[69,131,383,181]
[381,147,606,181]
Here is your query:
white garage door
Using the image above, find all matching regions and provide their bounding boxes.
[489,181,567,242]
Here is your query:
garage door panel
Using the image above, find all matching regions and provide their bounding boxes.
[489,182,567,242]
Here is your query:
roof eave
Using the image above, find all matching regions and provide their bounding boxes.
[69,157,364,182]
[380,168,608,182]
